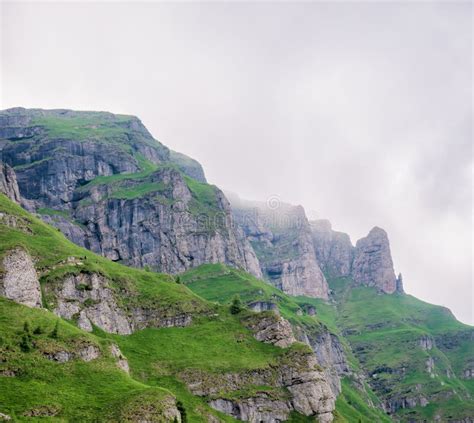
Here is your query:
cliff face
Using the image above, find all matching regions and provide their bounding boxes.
[231,198,329,299]
[310,219,402,294]
[310,219,354,278]
[0,162,20,204]
[352,227,397,294]
[0,108,261,277]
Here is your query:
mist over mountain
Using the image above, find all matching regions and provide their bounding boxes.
[0,108,472,422]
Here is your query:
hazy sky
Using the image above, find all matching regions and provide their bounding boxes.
[1,1,472,324]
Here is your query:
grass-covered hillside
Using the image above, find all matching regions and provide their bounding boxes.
[314,278,474,422]
[0,194,319,422]
[180,264,392,423]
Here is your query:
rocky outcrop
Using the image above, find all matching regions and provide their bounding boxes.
[230,197,329,299]
[310,220,353,278]
[52,272,133,335]
[305,330,350,396]
[0,163,20,203]
[68,167,262,277]
[243,313,297,348]
[110,344,130,374]
[352,227,397,294]
[49,271,197,335]
[182,349,335,423]
[209,396,290,422]
[169,150,207,183]
[0,108,261,278]
[419,335,434,351]
[247,301,279,314]
[46,344,101,363]
[0,248,42,308]
[310,220,405,295]
[114,390,182,422]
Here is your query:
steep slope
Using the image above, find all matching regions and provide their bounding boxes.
[309,277,474,422]
[0,107,261,277]
[180,264,392,423]
[0,193,338,422]
[230,196,329,299]
[311,219,403,294]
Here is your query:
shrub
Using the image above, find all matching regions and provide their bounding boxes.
[33,326,43,335]
[230,295,243,315]
[50,321,59,339]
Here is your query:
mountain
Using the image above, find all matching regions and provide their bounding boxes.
[310,219,403,294]
[229,195,329,300]
[0,193,338,422]
[0,107,472,422]
[0,108,261,277]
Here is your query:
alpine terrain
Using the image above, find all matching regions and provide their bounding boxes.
[0,108,472,422]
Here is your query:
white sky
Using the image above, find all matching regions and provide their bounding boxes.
[1,1,472,324]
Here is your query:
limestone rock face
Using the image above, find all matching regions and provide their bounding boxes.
[305,330,350,396]
[0,108,261,278]
[0,163,20,203]
[52,273,133,335]
[0,248,42,308]
[243,313,297,348]
[110,344,130,374]
[182,349,336,423]
[48,271,197,335]
[67,168,262,277]
[310,219,354,278]
[230,197,329,299]
[352,227,397,294]
[209,397,290,422]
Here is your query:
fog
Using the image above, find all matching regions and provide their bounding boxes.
[1,1,472,323]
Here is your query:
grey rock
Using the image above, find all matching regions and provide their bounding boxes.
[209,397,290,423]
[49,271,196,335]
[0,412,12,421]
[0,248,42,308]
[77,345,101,362]
[310,219,354,278]
[46,351,73,363]
[306,331,350,396]
[243,313,297,348]
[0,162,20,203]
[183,349,335,422]
[169,149,207,182]
[352,227,397,294]
[231,197,329,299]
[396,272,405,293]
[419,335,434,351]
[70,168,262,277]
[247,301,279,314]
[1,108,261,278]
[52,273,133,335]
[46,345,100,363]
[110,344,130,374]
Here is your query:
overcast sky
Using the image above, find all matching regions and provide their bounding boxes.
[1,1,472,324]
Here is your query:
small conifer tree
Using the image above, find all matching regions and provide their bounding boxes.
[230,295,243,315]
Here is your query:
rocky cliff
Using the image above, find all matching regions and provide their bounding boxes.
[310,219,353,278]
[0,108,261,277]
[0,163,20,204]
[183,313,336,423]
[310,219,403,294]
[230,196,329,299]
[0,193,337,422]
[352,227,398,294]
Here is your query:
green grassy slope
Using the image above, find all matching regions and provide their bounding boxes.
[0,298,177,422]
[0,194,311,421]
[326,277,474,422]
[180,264,392,422]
